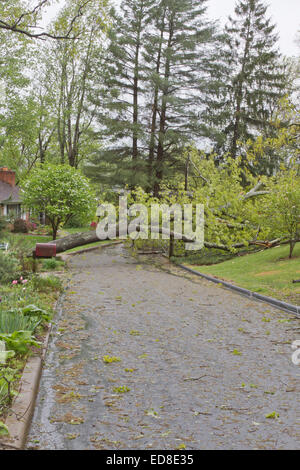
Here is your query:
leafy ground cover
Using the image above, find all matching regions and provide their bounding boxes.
[0,273,63,431]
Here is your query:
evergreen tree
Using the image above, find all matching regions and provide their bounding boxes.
[87,0,217,195]
[144,0,215,196]
[87,0,155,189]
[206,0,287,166]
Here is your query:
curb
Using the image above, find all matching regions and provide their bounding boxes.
[0,242,124,450]
[0,324,52,450]
[176,263,300,318]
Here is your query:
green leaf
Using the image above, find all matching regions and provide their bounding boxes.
[0,421,9,437]
[0,331,41,355]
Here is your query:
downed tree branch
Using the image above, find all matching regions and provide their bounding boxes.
[189,158,209,184]
[243,181,269,199]
[217,181,269,212]
[43,225,287,256]
[203,238,282,252]
[215,217,250,229]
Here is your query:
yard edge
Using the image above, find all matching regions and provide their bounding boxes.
[60,240,124,259]
[0,241,124,450]
[176,263,300,318]
[0,323,52,450]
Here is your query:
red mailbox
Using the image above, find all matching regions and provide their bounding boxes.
[35,243,56,258]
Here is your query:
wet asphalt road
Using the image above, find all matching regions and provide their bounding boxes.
[27,245,300,450]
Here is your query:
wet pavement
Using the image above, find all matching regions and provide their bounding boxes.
[27,245,300,450]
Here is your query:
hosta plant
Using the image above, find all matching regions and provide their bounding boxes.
[0,331,41,355]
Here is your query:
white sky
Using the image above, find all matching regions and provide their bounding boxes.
[207,0,299,57]
[43,0,300,57]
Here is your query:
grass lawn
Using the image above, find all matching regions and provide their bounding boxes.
[5,230,119,255]
[184,243,300,305]
[5,233,53,249]
[63,239,117,254]
[63,227,91,234]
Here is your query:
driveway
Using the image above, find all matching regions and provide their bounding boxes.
[27,244,300,450]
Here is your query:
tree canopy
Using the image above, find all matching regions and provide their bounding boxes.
[21,164,95,239]
[0,0,299,256]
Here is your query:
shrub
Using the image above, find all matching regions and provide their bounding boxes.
[42,259,58,270]
[26,221,37,232]
[5,235,34,273]
[12,218,28,234]
[0,216,7,234]
[64,213,89,228]
[0,252,19,283]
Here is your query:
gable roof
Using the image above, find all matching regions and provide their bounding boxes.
[0,180,21,204]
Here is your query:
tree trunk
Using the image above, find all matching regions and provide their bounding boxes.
[46,226,286,256]
[131,8,144,189]
[289,240,296,259]
[148,9,166,192]
[154,13,174,198]
[50,230,100,253]
[230,11,251,159]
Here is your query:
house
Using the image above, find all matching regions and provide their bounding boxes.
[0,167,27,220]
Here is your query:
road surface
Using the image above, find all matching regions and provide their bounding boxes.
[27,244,300,450]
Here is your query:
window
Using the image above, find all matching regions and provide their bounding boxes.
[7,204,22,217]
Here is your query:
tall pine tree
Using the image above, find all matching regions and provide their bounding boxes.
[87,0,155,189]
[144,0,216,196]
[88,0,217,194]
[206,0,287,166]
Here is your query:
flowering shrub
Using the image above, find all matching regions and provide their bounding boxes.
[26,221,37,232]
[11,276,28,286]
[12,218,28,234]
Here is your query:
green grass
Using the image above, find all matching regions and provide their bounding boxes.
[63,240,119,254]
[184,243,300,305]
[63,227,91,234]
[6,233,53,249]
[41,258,65,272]
[7,229,118,255]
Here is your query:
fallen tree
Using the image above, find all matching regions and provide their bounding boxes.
[45,226,286,255]
[48,230,100,254]
[40,177,298,257]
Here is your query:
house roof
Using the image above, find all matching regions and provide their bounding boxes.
[0,181,21,204]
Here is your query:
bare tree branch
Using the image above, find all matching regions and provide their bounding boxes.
[0,0,93,40]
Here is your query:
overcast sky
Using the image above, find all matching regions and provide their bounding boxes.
[207,0,299,56]
[43,0,299,57]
